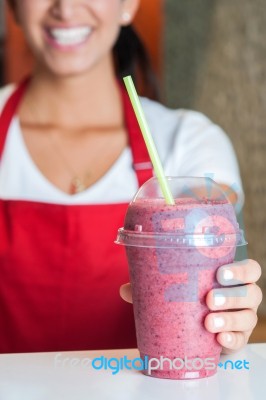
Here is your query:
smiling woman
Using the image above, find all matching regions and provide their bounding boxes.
[0,0,262,355]
[11,0,138,76]
[4,0,159,97]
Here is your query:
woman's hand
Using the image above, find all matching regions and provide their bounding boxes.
[120,283,133,303]
[204,259,262,354]
[120,259,263,354]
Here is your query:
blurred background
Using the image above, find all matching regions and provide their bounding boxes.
[0,0,265,341]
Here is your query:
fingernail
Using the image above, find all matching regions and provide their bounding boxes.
[223,269,234,281]
[213,317,225,328]
[225,333,233,343]
[214,294,226,306]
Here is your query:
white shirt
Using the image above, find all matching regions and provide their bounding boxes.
[0,84,244,209]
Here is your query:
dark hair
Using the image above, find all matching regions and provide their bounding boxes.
[113,26,159,101]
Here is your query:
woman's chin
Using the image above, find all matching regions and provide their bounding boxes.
[40,61,94,79]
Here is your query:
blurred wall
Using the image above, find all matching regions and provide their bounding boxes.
[164,0,266,314]
[0,0,5,84]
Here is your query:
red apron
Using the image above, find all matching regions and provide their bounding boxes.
[0,79,153,353]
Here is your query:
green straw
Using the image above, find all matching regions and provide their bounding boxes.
[123,76,175,205]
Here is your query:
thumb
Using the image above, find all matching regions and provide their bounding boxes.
[119,283,133,303]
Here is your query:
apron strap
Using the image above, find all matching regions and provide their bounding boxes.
[0,77,31,159]
[120,83,153,187]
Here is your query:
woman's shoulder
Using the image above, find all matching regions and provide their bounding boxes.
[140,97,225,140]
[140,96,184,128]
[0,84,17,114]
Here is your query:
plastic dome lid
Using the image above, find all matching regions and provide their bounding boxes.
[116,177,247,249]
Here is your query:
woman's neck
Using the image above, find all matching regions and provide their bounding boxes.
[20,55,124,130]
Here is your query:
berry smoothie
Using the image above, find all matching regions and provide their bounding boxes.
[116,177,246,380]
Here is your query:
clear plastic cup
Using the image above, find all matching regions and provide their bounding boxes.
[116,177,246,379]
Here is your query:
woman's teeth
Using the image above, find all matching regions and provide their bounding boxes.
[48,27,92,46]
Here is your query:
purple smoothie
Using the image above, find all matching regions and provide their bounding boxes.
[116,178,246,380]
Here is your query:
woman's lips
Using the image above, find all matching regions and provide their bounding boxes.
[44,26,92,50]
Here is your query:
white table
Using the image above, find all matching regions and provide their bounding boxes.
[0,344,265,400]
